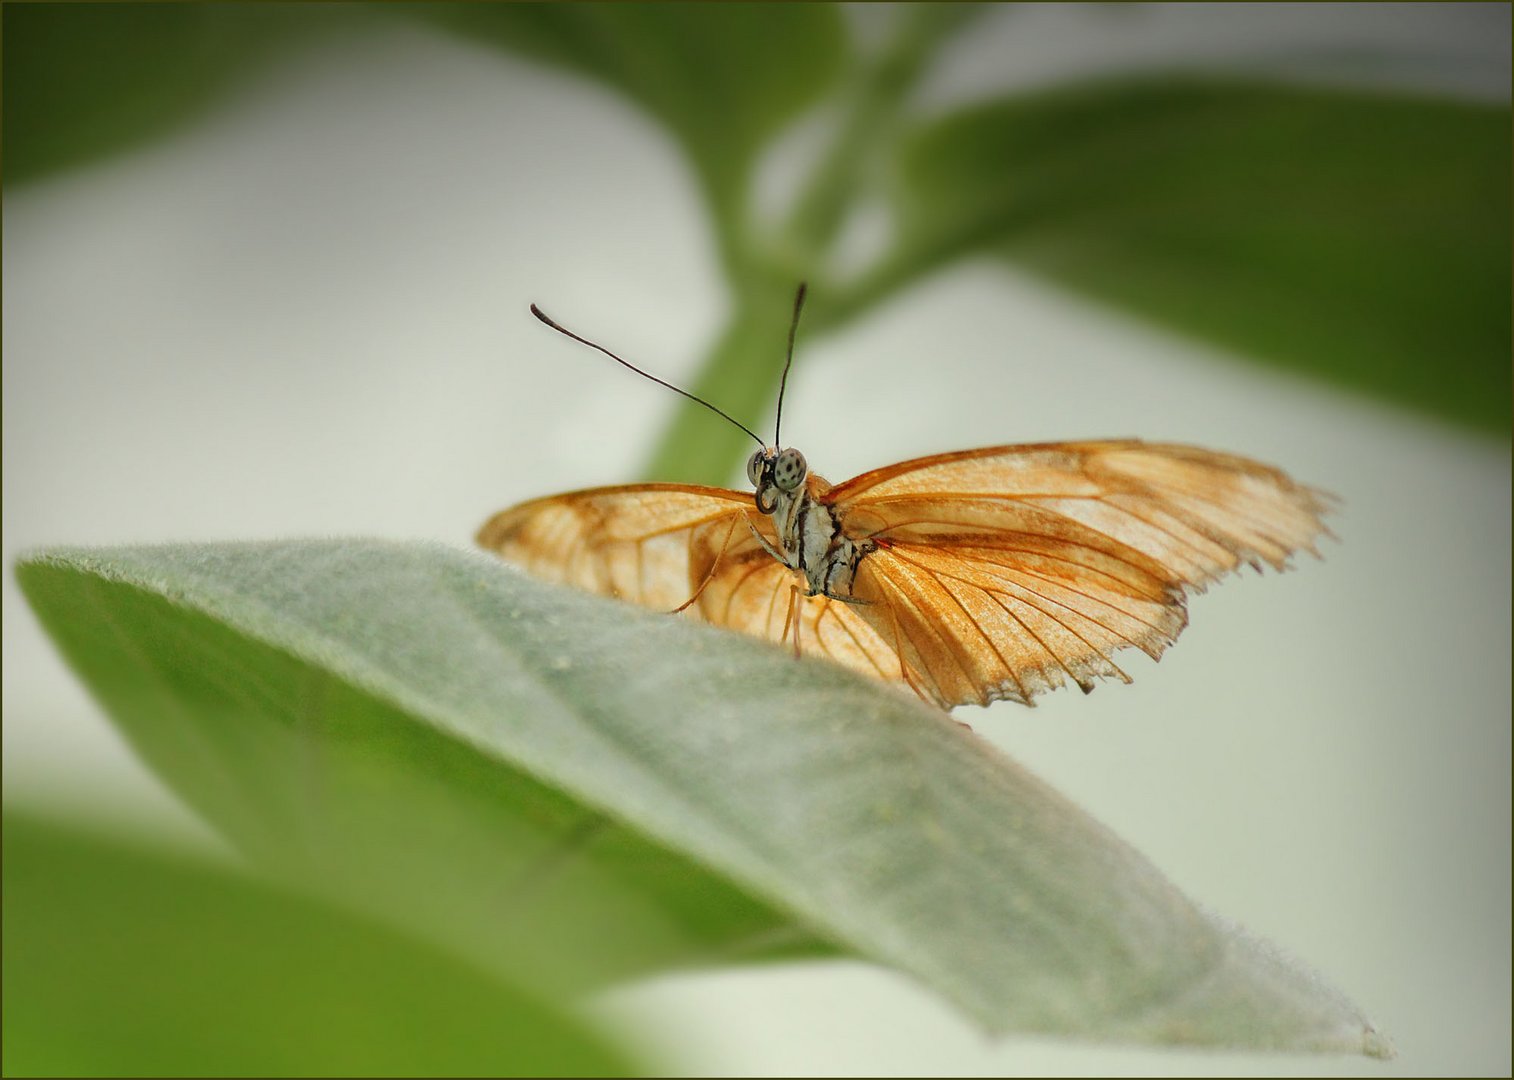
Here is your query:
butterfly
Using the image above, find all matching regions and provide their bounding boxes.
[478,286,1334,710]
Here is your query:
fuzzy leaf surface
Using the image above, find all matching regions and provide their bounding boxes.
[18,540,1391,1056]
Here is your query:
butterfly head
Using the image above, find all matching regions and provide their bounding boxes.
[748,446,808,514]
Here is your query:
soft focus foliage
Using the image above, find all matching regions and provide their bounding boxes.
[4,2,1507,468]
[896,79,1512,434]
[2,4,297,184]
[3,809,636,1077]
[408,2,847,259]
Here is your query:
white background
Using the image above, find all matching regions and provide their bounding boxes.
[4,5,1509,1075]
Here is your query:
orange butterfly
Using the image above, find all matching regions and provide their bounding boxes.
[478,287,1334,710]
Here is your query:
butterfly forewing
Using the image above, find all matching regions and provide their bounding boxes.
[830,442,1333,590]
[477,485,757,611]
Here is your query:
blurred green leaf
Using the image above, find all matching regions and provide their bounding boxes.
[639,6,986,486]
[2,808,636,1077]
[2,3,302,185]
[638,286,810,486]
[778,4,986,264]
[408,2,846,270]
[18,541,1392,1055]
[884,77,1511,433]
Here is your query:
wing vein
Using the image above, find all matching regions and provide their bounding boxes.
[887,546,1161,659]
[871,557,980,702]
[816,600,893,682]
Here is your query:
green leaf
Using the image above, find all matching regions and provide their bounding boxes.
[16,547,828,999]
[2,807,636,1077]
[1,4,301,185]
[406,2,847,266]
[886,77,1511,433]
[17,541,1393,1055]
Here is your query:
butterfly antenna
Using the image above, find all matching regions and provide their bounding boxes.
[530,304,764,447]
[773,282,807,449]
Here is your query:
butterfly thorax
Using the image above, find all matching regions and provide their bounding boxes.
[758,470,874,602]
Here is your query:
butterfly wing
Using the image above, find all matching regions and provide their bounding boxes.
[476,484,760,611]
[690,543,907,687]
[478,441,1333,711]
[824,440,1335,708]
[477,484,909,691]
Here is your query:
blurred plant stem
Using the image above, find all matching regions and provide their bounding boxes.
[639,6,984,485]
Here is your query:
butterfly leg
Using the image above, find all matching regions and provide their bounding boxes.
[745,518,796,570]
[820,589,874,606]
[670,513,740,614]
[779,583,797,651]
[789,584,803,659]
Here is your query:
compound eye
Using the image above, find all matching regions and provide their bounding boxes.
[774,448,807,491]
[746,450,765,486]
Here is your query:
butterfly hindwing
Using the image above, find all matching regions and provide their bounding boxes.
[693,544,906,687]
